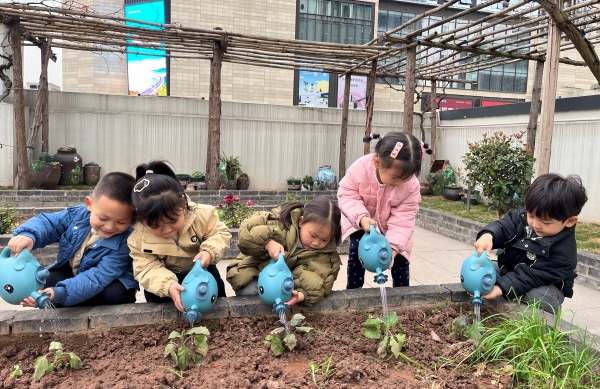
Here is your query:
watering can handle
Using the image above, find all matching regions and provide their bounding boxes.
[368,224,377,234]
[277,253,285,262]
[1,246,11,258]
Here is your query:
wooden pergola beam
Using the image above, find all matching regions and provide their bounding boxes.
[537,0,600,83]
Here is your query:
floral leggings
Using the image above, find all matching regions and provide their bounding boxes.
[346,230,410,289]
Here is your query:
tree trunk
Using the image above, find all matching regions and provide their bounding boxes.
[364,60,376,155]
[526,61,543,156]
[403,46,416,134]
[11,20,29,189]
[339,73,351,180]
[206,32,225,190]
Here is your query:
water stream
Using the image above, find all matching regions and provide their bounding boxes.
[279,310,292,334]
[474,303,481,323]
[39,304,64,334]
[379,284,389,319]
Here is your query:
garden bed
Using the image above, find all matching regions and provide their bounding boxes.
[0,304,514,388]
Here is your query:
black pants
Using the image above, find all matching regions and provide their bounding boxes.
[46,264,137,307]
[346,230,410,289]
[144,264,226,303]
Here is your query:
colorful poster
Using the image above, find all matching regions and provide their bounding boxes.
[337,75,367,110]
[298,71,330,108]
[125,1,168,96]
[481,100,514,107]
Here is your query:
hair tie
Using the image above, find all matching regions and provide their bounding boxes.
[390,142,403,158]
[146,170,154,174]
[134,178,150,193]
[420,142,426,161]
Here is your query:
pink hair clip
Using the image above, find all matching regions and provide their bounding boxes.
[146,170,154,174]
[420,143,426,161]
[134,178,150,193]
[390,142,403,158]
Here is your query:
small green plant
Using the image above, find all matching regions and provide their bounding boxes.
[362,312,425,367]
[70,164,82,184]
[33,341,83,382]
[191,171,204,179]
[287,176,297,184]
[284,192,308,203]
[84,161,99,166]
[29,153,59,173]
[164,326,210,371]
[264,313,315,356]
[9,365,23,378]
[302,175,313,189]
[466,302,600,388]
[0,201,17,234]
[310,352,337,387]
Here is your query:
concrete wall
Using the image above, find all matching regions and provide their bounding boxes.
[0,103,15,186]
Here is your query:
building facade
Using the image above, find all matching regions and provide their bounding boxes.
[62,0,599,110]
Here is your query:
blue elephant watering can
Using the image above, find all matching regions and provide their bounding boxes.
[257,253,294,315]
[0,247,52,309]
[358,225,393,284]
[460,251,496,306]
[180,260,219,323]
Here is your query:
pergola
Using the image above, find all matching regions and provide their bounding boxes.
[1,0,599,188]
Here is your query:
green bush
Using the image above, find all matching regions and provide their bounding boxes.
[462,131,534,218]
[0,202,17,234]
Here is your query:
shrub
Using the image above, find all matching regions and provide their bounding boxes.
[0,202,17,234]
[217,194,254,228]
[461,131,534,218]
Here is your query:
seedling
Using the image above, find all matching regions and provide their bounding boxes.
[264,313,315,356]
[164,326,210,371]
[362,312,425,368]
[33,341,83,381]
[310,352,337,387]
[9,365,22,378]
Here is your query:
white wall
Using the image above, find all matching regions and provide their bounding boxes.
[1,90,597,221]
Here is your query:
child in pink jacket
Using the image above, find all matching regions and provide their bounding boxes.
[337,132,432,288]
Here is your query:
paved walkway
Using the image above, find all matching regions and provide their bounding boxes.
[2,226,599,338]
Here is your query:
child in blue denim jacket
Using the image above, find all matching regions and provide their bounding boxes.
[8,172,139,307]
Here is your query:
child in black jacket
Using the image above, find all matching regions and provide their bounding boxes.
[474,173,587,313]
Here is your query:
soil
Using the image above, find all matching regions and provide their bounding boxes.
[0,305,513,389]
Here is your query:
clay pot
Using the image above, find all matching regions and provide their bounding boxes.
[237,175,250,190]
[30,163,61,189]
[442,187,463,201]
[83,165,101,186]
[53,147,83,186]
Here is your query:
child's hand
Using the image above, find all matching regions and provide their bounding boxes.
[20,288,54,308]
[8,236,34,255]
[168,282,185,312]
[481,285,503,300]
[193,250,212,268]
[286,291,305,307]
[474,233,494,257]
[360,217,377,232]
[265,240,285,259]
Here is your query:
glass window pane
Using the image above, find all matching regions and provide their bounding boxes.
[332,23,340,43]
[490,73,502,91]
[515,76,527,93]
[348,3,355,19]
[307,19,316,41]
[356,4,363,20]
[316,20,323,41]
[502,75,514,92]
[300,0,308,14]
[379,11,388,34]
[298,19,307,40]
[340,23,348,44]
[307,0,317,14]
[325,1,332,16]
[479,73,490,90]
[342,3,349,18]
[316,0,325,15]
[322,21,331,42]
[364,5,372,21]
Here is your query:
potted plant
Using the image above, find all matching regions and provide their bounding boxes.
[442,182,463,201]
[53,146,83,186]
[29,152,61,189]
[175,174,191,190]
[301,175,313,191]
[190,171,206,190]
[83,162,101,186]
[237,172,250,190]
[426,160,455,196]
[287,177,300,191]
[219,154,242,190]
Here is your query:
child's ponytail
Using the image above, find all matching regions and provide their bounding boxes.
[369,132,432,181]
[132,160,187,227]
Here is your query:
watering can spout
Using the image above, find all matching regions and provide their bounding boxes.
[358,225,393,285]
[258,253,294,314]
[31,291,52,309]
[460,251,497,307]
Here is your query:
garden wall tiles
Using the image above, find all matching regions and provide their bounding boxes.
[343,288,389,310]
[88,303,163,329]
[441,283,471,302]
[227,295,274,317]
[399,285,450,306]
[11,306,91,334]
[301,290,349,313]
[0,311,15,335]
